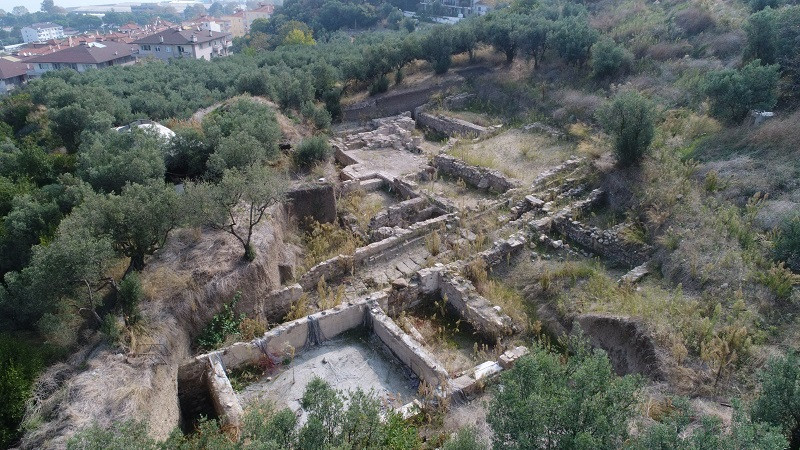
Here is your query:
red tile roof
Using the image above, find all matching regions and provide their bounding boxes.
[0,58,28,79]
[25,41,135,65]
[132,28,230,45]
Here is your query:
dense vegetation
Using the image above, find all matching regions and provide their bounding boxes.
[65,338,794,449]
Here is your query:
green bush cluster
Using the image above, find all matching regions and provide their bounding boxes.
[195,292,244,351]
[774,215,800,272]
[293,136,332,169]
[67,377,420,449]
[597,91,656,167]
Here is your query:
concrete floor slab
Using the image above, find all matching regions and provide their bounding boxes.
[237,331,418,418]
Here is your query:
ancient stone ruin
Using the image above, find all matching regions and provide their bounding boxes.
[173,109,664,436]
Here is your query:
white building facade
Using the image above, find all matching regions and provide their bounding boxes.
[21,23,65,43]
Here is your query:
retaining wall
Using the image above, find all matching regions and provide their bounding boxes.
[368,304,450,388]
[439,272,514,342]
[433,154,516,193]
[415,110,490,138]
[552,218,651,268]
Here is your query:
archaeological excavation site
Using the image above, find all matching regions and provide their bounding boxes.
[165,96,667,438]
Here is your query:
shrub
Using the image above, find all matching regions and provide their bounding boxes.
[704,60,780,124]
[443,427,485,450]
[631,397,786,449]
[774,215,800,272]
[368,74,390,96]
[752,352,800,448]
[488,334,642,449]
[117,272,142,326]
[597,91,656,167]
[590,38,633,79]
[293,136,331,169]
[0,334,49,449]
[195,292,244,350]
[674,7,715,35]
[66,420,159,450]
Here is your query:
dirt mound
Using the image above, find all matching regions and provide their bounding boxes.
[21,206,299,449]
[574,314,666,381]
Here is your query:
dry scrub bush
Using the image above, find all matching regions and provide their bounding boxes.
[284,294,311,321]
[425,230,442,256]
[141,266,194,302]
[316,277,345,310]
[463,257,489,287]
[239,317,268,340]
[552,90,604,124]
[646,42,693,61]
[479,278,529,333]
[338,189,383,230]
[674,7,716,35]
[746,110,800,152]
[707,32,746,59]
[300,221,361,272]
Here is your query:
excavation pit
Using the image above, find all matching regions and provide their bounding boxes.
[400,301,495,376]
[236,329,419,417]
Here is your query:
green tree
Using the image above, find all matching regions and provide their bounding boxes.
[590,38,632,79]
[488,335,642,449]
[513,15,550,66]
[421,26,454,74]
[550,16,598,66]
[484,12,521,63]
[2,227,115,327]
[752,352,800,448]
[597,91,656,167]
[704,60,780,123]
[71,182,182,273]
[76,129,166,193]
[202,98,281,177]
[166,125,211,179]
[185,164,287,261]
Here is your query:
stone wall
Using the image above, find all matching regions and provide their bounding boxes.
[286,183,337,225]
[439,271,515,342]
[415,110,490,138]
[298,214,452,290]
[178,291,453,423]
[369,197,445,235]
[433,154,516,193]
[368,303,450,389]
[551,217,651,268]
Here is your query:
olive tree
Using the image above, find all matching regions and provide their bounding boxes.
[488,334,642,449]
[597,91,656,167]
[71,182,183,273]
[185,164,287,261]
[704,60,779,123]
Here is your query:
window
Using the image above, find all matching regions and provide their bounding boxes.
[177,46,185,53]
[166,46,171,52]
[155,46,161,52]
[38,63,46,70]
[141,44,151,51]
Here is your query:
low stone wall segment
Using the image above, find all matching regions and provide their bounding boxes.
[433,154,516,193]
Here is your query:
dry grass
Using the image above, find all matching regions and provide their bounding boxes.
[448,129,575,185]
[338,189,385,230]
[141,266,194,302]
[299,221,362,273]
